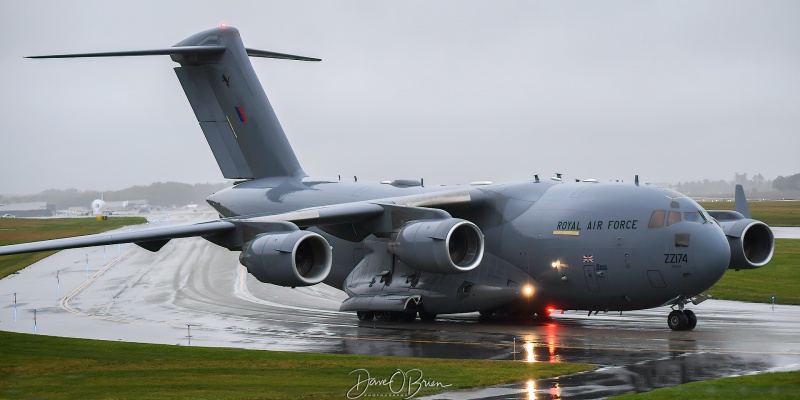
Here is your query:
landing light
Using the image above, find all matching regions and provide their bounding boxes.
[523,285,534,297]
[551,260,561,268]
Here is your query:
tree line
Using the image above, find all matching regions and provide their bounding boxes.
[772,173,800,191]
[673,172,799,196]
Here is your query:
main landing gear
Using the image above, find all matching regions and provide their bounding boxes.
[667,309,697,331]
[357,310,434,322]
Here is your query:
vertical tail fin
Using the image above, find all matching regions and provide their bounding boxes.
[171,27,318,179]
[28,26,319,180]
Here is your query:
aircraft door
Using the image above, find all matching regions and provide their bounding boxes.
[583,265,601,292]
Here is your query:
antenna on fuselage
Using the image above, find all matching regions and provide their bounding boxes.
[635,175,639,186]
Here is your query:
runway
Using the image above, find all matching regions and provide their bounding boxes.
[1,214,799,399]
[773,227,800,239]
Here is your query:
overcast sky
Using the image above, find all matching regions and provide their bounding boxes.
[1,1,798,195]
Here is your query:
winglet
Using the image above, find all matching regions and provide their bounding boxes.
[734,184,751,219]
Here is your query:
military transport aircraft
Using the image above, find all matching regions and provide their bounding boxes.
[0,26,775,331]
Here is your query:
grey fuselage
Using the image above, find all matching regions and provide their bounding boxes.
[207,176,730,314]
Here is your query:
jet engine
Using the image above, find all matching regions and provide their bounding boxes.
[389,218,484,274]
[710,211,774,270]
[239,231,332,286]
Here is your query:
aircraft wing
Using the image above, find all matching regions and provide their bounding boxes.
[0,188,485,256]
[242,188,480,227]
[0,220,236,256]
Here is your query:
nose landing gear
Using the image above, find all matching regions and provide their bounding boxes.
[667,295,705,331]
[667,309,697,331]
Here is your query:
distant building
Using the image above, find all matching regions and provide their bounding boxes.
[0,202,56,217]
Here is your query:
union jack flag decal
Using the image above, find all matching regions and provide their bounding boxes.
[582,255,594,263]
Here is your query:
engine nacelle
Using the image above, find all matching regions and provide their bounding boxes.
[239,231,332,286]
[389,218,484,274]
[715,217,774,270]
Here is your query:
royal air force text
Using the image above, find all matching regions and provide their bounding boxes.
[555,220,638,231]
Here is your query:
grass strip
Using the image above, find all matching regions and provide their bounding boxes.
[611,370,800,399]
[0,217,147,279]
[0,330,592,399]
[708,239,800,305]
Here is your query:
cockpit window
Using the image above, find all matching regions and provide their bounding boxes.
[683,212,703,223]
[648,210,666,228]
[667,211,682,226]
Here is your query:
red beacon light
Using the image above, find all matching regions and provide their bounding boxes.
[220,22,227,29]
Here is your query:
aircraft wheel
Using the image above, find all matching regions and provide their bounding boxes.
[400,311,417,322]
[668,310,689,331]
[357,311,374,322]
[419,310,437,322]
[684,310,697,330]
[479,309,495,317]
[376,311,391,321]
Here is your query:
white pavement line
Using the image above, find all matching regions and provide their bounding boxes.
[60,247,138,323]
[235,264,346,316]
[59,247,197,331]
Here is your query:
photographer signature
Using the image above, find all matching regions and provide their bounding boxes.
[347,368,452,399]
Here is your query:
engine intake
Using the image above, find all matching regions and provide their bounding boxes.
[716,218,774,270]
[239,231,332,286]
[390,218,484,274]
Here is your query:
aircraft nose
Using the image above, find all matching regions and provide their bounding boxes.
[691,225,731,290]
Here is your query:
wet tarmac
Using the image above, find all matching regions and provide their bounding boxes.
[1,214,799,399]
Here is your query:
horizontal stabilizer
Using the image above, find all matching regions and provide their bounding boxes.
[27,47,320,62]
[26,46,226,59]
[245,48,320,62]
